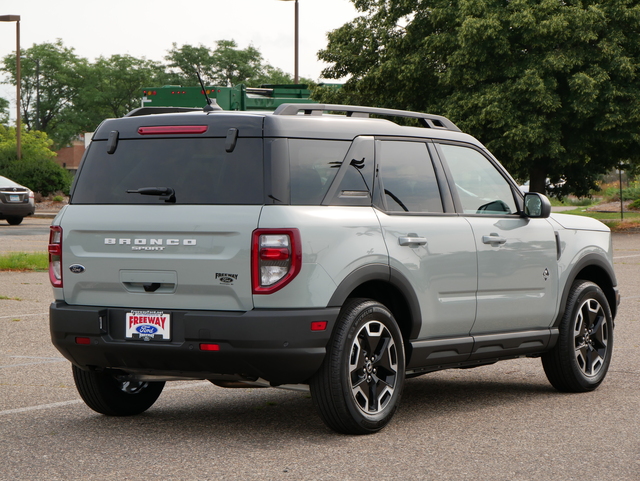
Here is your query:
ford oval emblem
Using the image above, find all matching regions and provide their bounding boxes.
[69,264,86,274]
[137,325,158,335]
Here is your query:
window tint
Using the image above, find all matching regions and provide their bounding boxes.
[289,140,350,205]
[72,138,263,205]
[378,141,443,213]
[439,144,517,215]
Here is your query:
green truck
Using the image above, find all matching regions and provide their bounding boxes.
[141,84,315,111]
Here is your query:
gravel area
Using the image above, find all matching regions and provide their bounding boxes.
[588,200,637,212]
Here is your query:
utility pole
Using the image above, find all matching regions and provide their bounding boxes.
[0,15,21,159]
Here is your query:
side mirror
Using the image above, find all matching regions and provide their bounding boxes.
[523,192,551,218]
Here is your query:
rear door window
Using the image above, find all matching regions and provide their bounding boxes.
[377,141,443,213]
[72,138,263,205]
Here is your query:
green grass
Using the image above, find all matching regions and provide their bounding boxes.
[549,197,598,207]
[0,295,22,301]
[0,252,48,271]
[559,208,640,232]
[559,208,640,220]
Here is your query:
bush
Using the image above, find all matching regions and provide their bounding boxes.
[0,125,71,195]
[599,181,640,203]
[0,157,72,196]
[630,199,640,210]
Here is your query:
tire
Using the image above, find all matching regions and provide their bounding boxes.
[310,298,405,435]
[542,280,614,392]
[6,216,23,225]
[72,365,165,416]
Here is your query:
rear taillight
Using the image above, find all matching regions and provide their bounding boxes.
[48,226,63,288]
[252,229,301,294]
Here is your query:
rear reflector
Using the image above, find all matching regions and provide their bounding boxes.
[311,321,328,331]
[200,343,220,351]
[138,125,208,135]
[75,337,91,345]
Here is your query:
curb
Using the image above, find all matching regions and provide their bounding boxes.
[33,211,60,219]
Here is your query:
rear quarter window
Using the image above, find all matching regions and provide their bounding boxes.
[288,139,351,205]
[72,138,263,205]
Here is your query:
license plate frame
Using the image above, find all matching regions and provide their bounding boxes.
[9,194,20,202]
[125,310,171,341]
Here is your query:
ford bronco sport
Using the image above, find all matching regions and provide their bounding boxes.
[49,103,619,434]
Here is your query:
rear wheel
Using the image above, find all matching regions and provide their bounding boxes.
[6,216,23,225]
[310,298,405,434]
[72,365,165,416]
[542,280,613,392]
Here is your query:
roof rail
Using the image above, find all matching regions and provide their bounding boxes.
[273,103,461,132]
[125,107,203,117]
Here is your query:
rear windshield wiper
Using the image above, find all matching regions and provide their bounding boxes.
[127,187,176,203]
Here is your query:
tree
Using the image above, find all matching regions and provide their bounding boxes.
[164,43,215,86]
[165,40,306,87]
[316,0,640,197]
[2,41,172,147]
[0,97,8,125]
[254,65,314,86]
[1,40,87,148]
[210,40,265,86]
[75,54,171,128]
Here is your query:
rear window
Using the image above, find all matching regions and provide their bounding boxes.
[72,138,263,205]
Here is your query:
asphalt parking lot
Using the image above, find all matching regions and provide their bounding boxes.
[0,217,638,480]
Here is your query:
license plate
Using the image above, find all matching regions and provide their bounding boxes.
[9,195,20,202]
[125,310,171,341]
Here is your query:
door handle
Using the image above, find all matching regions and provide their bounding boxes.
[482,234,507,246]
[399,235,428,247]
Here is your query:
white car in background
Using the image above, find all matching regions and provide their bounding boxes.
[519,178,566,194]
[0,175,35,225]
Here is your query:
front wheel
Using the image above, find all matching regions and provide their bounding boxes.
[310,298,405,435]
[73,365,165,416]
[542,280,614,392]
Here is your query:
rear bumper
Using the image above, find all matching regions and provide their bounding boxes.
[50,301,339,385]
[0,202,35,218]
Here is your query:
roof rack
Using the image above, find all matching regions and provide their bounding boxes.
[273,103,461,132]
[125,107,203,117]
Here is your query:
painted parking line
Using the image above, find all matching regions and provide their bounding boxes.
[0,360,67,369]
[613,254,640,259]
[0,400,83,416]
[0,381,210,417]
[0,356,67,369]
[0,312,47,320]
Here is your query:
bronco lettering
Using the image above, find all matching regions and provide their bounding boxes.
[104,238,196,246]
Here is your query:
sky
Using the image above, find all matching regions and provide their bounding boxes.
[0,0,361,120]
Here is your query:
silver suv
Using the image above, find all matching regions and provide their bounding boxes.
[49,104,619,434]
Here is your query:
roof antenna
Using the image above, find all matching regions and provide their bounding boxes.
[196,68,222,112]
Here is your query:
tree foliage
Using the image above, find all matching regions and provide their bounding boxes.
[316,0,640,196]
[164,40,309,87]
